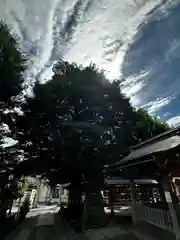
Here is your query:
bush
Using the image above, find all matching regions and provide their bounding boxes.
[18,198,30,222]
[59,202,68,218]
[60,201,68,208]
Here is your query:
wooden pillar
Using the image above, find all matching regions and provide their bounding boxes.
[108,187,114,219]
[148,186,154,204]
[160,177,180,240]
[158,179,167,204]
[130,180,138,226]
[172,179,180,202]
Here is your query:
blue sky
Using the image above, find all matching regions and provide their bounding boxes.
[1,0,180,126]
[122,2,180,126]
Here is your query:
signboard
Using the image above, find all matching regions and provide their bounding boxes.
[165,191,172,203]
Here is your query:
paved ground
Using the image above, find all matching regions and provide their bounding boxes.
[86,226,140,240]
[5,205,88,240]
[5,205,141,240]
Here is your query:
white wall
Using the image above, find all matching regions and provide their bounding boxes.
[38,183,50,202]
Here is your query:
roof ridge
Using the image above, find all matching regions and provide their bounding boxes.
[132,126,180,150]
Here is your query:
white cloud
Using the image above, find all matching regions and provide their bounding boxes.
[121,71,149,106]
[0,0,164,83]
[167,116,180,127]
[62,0,163,81]
[163,112,171,117]
[140,96,175,114]
[0,0,176,117]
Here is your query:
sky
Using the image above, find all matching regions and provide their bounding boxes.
[1,0,180,126]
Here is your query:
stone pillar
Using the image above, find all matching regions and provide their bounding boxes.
[161,177,180,240]
[59,185,62,203]
[33,177,41,207]
[130,180,138,226]
[108,187,114,220]
[45,186,51,203]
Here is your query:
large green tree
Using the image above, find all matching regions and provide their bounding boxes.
[0,21,26,238]
[16,61,139,226]
[16,62,136,177]
[15,60,170,183]
[0,21,26,141]
[15,60,170,226]
[0,22,25,104]
[135,108,169,141]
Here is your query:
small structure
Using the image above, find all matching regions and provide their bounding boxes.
[28,177,69,205]
[104,178,158,216]
[108,126,180,240]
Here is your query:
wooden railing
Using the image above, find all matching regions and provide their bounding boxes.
[135,203,174,232]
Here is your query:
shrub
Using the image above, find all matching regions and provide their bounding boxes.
[18,198,30,222]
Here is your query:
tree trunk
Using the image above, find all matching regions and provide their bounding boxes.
[0,183,8,239]
[0,203,7,239]
[68,182,82,221]
[83,182,108,228]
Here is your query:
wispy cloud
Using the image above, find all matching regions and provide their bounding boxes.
[1,0,167,84]
[141,95,175,114]
[121,71,149,106]
[1,0,178,119]
[122,1,180,116]
[167,116,180,127]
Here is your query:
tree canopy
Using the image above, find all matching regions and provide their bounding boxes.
[15,61,169,184]
[0,22,27,235]
[0,21,26,105]
[135,108,169,141]
[0,21,26,141]
[0,20,172,233]
[0,21,26,171]
[0,22,169,186]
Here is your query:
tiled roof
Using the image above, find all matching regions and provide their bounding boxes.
[117,135,180,166]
